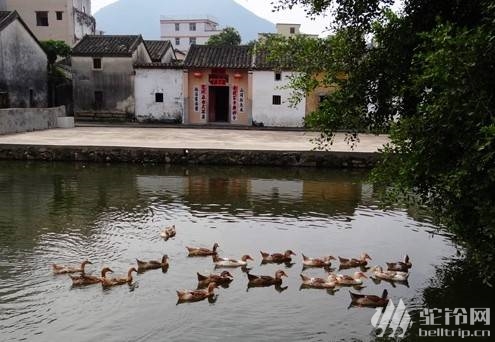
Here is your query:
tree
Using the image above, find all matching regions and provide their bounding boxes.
[40,40,71,72]
[206,27,242,46]
[269,0,495,282]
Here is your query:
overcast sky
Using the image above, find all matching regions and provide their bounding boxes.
[91,0,332,36]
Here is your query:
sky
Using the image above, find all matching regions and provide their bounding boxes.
[91,0,332,36]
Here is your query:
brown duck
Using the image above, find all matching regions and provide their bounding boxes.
[186,243,219,256]
[338,253,372,268]
[350,289,389,307]
[247,270,288,287]
[260,250,296,263]
[136,255,169,271]
[160,225,176,240]
[197,271,233,286]
[52,260,92,275]
[177,282,218,302]
[101,267,138,287]
[302,254,336,267]
[386,255,412,272]
[69,267,113,286]
[300,273,337,289]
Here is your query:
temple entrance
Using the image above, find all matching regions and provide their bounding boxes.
[208,86,229,123]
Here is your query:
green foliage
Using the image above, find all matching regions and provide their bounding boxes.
[206,27,242,46]
[40,40,71,69]
[270,0,495,282]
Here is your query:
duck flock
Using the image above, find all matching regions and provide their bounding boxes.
[52,225,412,306]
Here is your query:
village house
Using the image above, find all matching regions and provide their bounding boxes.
[0,11,48,108]
[71,35,152,121]
[183,45,252,125]
[160,16,221,53]
[134,40,183,123]
[0,0,95,46]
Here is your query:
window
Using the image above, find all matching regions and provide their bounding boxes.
[189,23,196,31]
[94,91,104,110]
[155,93,164,102]
[175,37,180,46]
[274,72,282,81]
[29,89,34,107]
[189,37,196,45]
[272,95,281,105]
[93,58,102,69]
[0,92,9,108]
[175,23,180,31]
[36,11,49,26]
[56,11,63,20]
[290,27,295,34]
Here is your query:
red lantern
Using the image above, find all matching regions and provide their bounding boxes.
[193,72,202,77]
[233,73,242,79]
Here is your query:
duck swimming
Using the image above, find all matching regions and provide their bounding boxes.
[213,254,253,267]
[338,253,372,269]
[335,271,368,286]
[260,250,296,263]
[197,271,233,287]
[160,225,176,240]
[52,260,92,275]
[247,270,288,287]
[300,273,337,289]
[186,243,219,256]
[136,255,169,272]
[349,289,389,307]
[371,266,409,282]
[69,267,113,286]
[177,282,218,302]
[101,267,138,287]
[302,254,336,267]
[386,255,412,272]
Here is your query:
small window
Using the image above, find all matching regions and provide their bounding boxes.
[155,93,164,102]
[94,91,104,110]
[36,11,49,26]
[29,89,35,107]
[189,23,196,31]
[189,37,196,45]
[56,11,63,20]
[290,27,295,34]
[93,58,102,69]
[274,72,281,81]
[272,95,281,105]
[175,23,180,31]
[175,37,180,46]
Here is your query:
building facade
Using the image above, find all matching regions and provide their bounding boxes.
[72,35,151,120]
[0,11,47,108]
[183,45,252,125]
[0,0,95,46]
[160,17,221,53]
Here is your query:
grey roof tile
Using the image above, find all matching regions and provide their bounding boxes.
[72,35,143,57]
[184,45,252,69]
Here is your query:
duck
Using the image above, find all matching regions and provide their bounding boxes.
[101,267,138,287]
[212,254,253,267]
[136,255,169,272]
[338,253,372,269]
[335,271,368,286]
[160,225,176,240]
[69,267,113,286]
[260,250,296,263]
[349,289,389,307]
[177,282,218,302]
[371,265,409,282]
[186,242,219,256]
[300,273,337,289]
[52,260,92,275]
[386,255,412,272]
[302,254,336,267]
[247,270,288,287]
[197,271,233,286]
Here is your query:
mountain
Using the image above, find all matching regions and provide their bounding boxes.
[94,0,275,42]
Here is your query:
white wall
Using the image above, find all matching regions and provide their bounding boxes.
[160,19,220,51]
[134,68,184,123]
[252,71,306,127]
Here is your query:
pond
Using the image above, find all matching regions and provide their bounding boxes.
[0,161,491,341]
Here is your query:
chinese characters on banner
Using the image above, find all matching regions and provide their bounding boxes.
[200,85,207,120]
[239,88,245,113]
[419,308,490,326]
[193,87,199,112]
[232,85,238,121]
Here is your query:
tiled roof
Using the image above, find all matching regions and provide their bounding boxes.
[144,40,172,62]
[184,45,252,69]
[72,35,143,57]
[253,47,295,70]
[134,61,183,69]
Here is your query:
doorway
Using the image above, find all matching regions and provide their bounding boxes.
[208,86,229,122]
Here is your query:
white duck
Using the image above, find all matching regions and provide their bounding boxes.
[300,273,337,288]
[335,271,368,285]
[212,254,253,267]
[371,265,409,282]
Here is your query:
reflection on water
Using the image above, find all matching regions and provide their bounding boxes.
[0,161,491,342]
